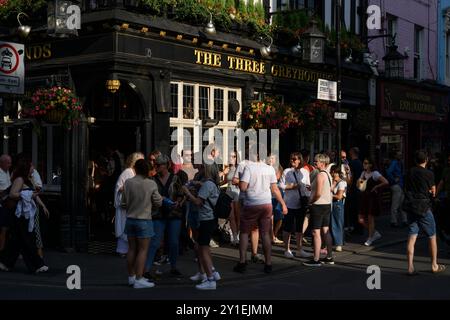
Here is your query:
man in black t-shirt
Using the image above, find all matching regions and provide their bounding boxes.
[404,150,446,275]
[346,147,363,234]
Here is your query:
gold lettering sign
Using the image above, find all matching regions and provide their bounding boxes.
[25,44,52,61]
[192,49,331,82]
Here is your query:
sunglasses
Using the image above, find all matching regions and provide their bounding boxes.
[291,158,299,161]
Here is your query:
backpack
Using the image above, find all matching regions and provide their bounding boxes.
[206,181,233,219]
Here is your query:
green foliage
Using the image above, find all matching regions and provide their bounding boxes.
[225,0,236,10]
[0,0,47,22]
[237,0,247,16]
[247,0,255,16]
[174,0,209,25]
[255,1,264,20]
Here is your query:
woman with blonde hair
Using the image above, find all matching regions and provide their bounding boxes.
[114,152,145,256]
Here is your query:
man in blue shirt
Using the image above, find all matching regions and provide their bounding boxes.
[387,151,406,227]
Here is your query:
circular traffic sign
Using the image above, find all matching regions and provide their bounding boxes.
[0,43,20,74]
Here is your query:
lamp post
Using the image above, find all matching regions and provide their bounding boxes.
[336,0,342,165]
[383,38,406,79]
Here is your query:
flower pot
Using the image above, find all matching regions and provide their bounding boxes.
[43,109,67,124]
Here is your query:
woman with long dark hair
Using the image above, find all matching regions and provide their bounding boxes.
[0,158,49,273]
[357,158,389,246]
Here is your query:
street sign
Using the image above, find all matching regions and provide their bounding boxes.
[317,79,337,102]
[0,41,25,94]
[334,112,348,120]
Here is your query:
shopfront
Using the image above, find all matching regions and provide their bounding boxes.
[377,80,449,169]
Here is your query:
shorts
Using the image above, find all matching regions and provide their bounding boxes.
[124,218,154,239]
[187,208,200,230]
[240,204,272,234]
[282,208,305,233]
[408,210,436,238]
[197,219,217,246]
[309,204,331,230]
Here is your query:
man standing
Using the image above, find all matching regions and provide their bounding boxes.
[0,154,12,252]
[303,154,334,267]
[404,150,445,275]
[387,151,406,228]
[233,147,287,274]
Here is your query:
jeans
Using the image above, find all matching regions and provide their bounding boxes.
[331,200,345,246]
[145,219,182,270]
[390,184,406,225]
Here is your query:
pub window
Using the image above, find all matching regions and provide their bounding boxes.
[228,90,238,121]
[199,86,210,120]
[214,88,224,122]
[183,84,194,119]
[171,83,178,118]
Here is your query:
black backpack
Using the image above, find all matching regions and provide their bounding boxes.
[206,181,233,219]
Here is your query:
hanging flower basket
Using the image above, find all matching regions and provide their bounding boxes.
[24,86,83,130]
[243,96,300,134]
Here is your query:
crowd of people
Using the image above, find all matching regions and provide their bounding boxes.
[0,145,448,289]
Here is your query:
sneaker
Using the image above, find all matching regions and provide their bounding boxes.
[233,262,247,273]
[133,277,155,289]
[297,250,313,258]
[273,237,284,245]
[212,271,221,281]
[372,231,382,243]
[143,272,158,282]
[128,275,136,286]
[155,269,163,275]
[170,269,183,277]
[320,256,335,265]
[303,259,322,267]
[190,272,207,282]
[35,265,49,273]
[364,237,373,246]
[335,246,343,252]
[209,239,219,248]
[251,254,265,264]
[284,250,295,259]
[264,264,272,274]
[195,279,216,290]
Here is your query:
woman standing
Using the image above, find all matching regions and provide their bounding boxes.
[357,158,389,246]
[114,152,145,256]
[0,158,49,273]
[222,151,240,245]
[330,165,347,252]
[122,159,162,289]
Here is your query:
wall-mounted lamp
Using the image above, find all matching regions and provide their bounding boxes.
[260,36,273,58]
[204,12,216,35]
[87,116,96,124]
[17,12,31,38]
[345,48,353,63]
[106,75,121,93]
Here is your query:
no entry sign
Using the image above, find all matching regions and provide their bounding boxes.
[0,41,25,94]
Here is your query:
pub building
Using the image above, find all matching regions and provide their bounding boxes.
[0,4,373,252]
[376,79,449,169]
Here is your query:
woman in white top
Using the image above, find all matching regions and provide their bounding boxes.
[330,165,347,252]
[357,158,389,246]
[114,152,145,256]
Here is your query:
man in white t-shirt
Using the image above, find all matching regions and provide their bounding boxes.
[0,154,12,252]
[233,150,287,274]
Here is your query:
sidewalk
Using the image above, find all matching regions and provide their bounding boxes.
[0,215,408,289]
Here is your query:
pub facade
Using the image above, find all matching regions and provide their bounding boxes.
[1,5,373,251]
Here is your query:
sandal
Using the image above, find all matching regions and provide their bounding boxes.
[432,264,446,274]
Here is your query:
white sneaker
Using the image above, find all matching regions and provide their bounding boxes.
[335,246,343,252]
[364,237,373,246]
[190,272,207,282]
[209,240,219,248]
[35,265,49,273]
[297,250,313,258]
[128,275,136,286]
[284,250,295,259]
[133,277,155,289]
[195,279,216,290]
[213,271,221,281]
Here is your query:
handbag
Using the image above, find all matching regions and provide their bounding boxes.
[357,178,367,192]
